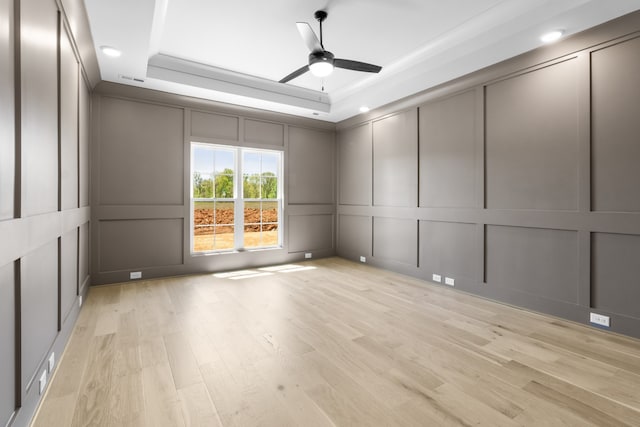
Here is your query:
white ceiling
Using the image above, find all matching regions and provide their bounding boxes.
[84,0,640,122]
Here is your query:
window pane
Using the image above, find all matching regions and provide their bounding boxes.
[244,224,262,248]
[244,225,278,248]
[193,146,214,174]
[243,174,261,198]
[215,149,235,173]
[262,176,277,199]
[243,151,261,175]
[262,201,278,223]
[214,174,234,198]
[193,173,213,198]
[261,153,279,175]
[213,225,234,250]
[215,202,234,225]
[193,201,214,226]
[244,201,260,224]
[243,149,261,198]
[262,224,279,247]
[193,226,214,252]
[193,202,214,252]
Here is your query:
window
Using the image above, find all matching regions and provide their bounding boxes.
[191,143,282,253]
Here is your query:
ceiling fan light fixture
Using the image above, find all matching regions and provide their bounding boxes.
[309,61,334,77]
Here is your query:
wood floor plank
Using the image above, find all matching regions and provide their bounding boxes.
[31,394,76,427]
[302,351,401,426]
[200,359,297,427]
[596,370,640,409]
[391,396,467,427]
[523,380,629,427]
[71,334,116,427]
[428,382,520,427]
[177,382,223,427]
[141,362,186,427]
[529,330,640,375]
[252,356,337,427]
[138,335,168,368]
[32,257,640,427]
[108,371,145,427]
[503,360,640,426]
[93,305,119,336]
[46,311,99,399]
[164,332,203,389]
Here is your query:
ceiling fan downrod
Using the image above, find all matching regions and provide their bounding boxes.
[315,10,327,49]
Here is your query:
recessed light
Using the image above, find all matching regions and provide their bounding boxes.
[540,30,564,44]
[100,45,121,57]
[359,106,370,113]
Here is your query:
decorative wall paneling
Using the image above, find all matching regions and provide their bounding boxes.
[91,84,336,285]
[336,12,640,339]
[0,0,96,426]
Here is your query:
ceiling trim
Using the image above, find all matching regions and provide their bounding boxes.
[93,81,337,131]
[147,54,331,113]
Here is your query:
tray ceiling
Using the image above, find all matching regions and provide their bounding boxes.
[85,0,640,122]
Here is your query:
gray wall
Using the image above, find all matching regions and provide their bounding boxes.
[91,83,336,285]
[0,0,94,426]
[336,11,640,339]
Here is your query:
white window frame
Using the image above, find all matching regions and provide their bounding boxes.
[190,142,283,254]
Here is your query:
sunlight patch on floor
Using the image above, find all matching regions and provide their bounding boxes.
[212,263,317,280]
[259,264,318,273]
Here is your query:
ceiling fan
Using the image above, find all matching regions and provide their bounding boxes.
[279,10,382,84]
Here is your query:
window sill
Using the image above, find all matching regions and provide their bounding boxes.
[190,246,284,257]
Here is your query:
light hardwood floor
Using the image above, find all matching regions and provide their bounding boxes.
[32,257,640,426]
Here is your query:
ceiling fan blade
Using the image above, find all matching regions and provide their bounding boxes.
[334,59,382,73]
[279,65,310,83]
[296,22,323,53]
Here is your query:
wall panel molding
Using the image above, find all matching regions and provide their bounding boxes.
[0,0,14,221]
[372,109,418,208]
[336,10,640,339]
[0,207,89,268]
[0,262,16,427]
[485,57,580,211]
[591,35,640,213]
[337,122,372,206]
[419,90,476,208]
[3,2,92,426]
[92,87,336,285]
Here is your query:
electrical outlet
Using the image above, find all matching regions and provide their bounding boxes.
[445,277,455,286]
[305,252,312,259]
[130,271,142,279]
[39,371,47,395]
[432,274,442,283]
[78,295,83,307]
[48,353,55,373]
[359,256,366,263]
[590,312,610,327]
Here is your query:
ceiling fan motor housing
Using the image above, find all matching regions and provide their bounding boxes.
[309,50,334,66]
